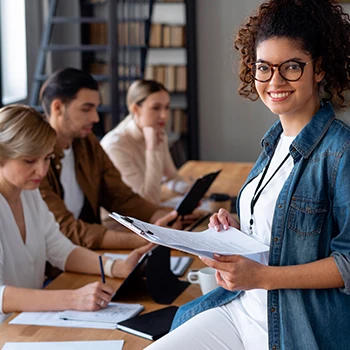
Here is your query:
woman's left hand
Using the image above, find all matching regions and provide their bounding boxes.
[199,254,266,291]
[171,212,202,230]
[112,243,155,278]
[154,210,201,229]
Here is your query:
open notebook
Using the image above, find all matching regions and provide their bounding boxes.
[10,302,144,330]
[58,302,144,324]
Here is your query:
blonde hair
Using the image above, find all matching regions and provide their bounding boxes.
[126,79,168,112]
[0,104,57,162]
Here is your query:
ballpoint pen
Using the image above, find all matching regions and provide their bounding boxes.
[99,255,105,283]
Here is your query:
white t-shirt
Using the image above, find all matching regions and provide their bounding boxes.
[0,189,76,322]
[60,147,84,219]
[236,133,295,332]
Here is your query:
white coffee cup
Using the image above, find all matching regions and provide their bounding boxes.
[187,267,218,295]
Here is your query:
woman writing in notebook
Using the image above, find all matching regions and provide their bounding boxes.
[0,105,152,323]
[147,0,350,349]
[101,79,189,205]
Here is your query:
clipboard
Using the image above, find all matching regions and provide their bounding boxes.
[109,213,270,260]
[175,169,222,216]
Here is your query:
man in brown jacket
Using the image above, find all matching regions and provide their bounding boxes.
[39,68,180,251]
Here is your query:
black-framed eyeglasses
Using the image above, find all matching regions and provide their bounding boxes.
[250,58,317,83]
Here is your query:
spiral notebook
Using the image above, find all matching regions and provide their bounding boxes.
[59,302,144,324]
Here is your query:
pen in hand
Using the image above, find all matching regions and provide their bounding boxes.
[99,255,105,283]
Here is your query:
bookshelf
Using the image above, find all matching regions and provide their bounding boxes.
[83,0,199,164]
[143,0,196,165]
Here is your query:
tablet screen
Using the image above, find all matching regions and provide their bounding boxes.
[112,246,156,301]
[175,169,222,216]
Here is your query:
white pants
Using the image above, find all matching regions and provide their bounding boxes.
[145,300,268,350]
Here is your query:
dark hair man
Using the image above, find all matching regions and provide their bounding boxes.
[39,68,181,250]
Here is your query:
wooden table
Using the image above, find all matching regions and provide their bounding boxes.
[0,252,205,350]
[0,161,253,350]
[162,160,254,201]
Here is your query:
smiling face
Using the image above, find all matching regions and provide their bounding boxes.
[255,37,324,129]
[133,90,170,130]
[0,149,54,191]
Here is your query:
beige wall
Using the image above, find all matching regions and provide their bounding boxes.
[196,0,350,162]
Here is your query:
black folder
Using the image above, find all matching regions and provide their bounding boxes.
[117,306,178,341]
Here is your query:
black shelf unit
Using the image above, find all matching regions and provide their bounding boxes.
[185,0,198,160]
[143,0,199,163]
[29,0,198,161]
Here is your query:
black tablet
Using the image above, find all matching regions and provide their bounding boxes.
[175,169,222,216]
[112,246,189,304]
[112,246,155,302]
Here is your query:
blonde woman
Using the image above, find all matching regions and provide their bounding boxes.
[101,80,189,205]
[0,105,151,322]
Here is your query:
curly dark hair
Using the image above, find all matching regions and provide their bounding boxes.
[234,0,350,107]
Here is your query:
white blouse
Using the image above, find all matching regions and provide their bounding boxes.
[0,189,76,322]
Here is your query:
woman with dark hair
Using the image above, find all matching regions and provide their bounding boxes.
[146,0,350,349]
[101,79,189,205]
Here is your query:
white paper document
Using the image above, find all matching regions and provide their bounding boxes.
[110,213,269,259]
[104,253,193,276]
[2,340,124,350]
[10,308,118,329]
[59,302,144,324]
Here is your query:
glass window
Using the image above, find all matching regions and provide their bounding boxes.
[0,0,27,104]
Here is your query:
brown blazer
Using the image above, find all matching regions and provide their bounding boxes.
[39,133,158,249]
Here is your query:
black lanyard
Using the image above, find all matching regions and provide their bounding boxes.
[249,153,291,235]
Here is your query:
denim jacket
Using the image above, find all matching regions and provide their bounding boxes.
[172,102,350,350]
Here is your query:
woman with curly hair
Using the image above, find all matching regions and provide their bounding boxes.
[146,0,350,349]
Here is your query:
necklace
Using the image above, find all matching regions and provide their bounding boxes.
[249,153,291,235]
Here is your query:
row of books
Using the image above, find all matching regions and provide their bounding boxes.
[149,24,185,48]
[145,65,187,92]
[90,61,141,78]
[118,22,145,47]
[166,108,188,134]
[86,0,185,4]
[89,61,187,97]
[89,22,185,48]
[99,107,187,137]
[89,22,146,46]
[87,0,106,3]
[89,23,108,45]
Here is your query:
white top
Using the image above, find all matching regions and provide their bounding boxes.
[60,147,84,219]
[237,133,295,332]
[100,115,188,204]
[0,189,76,322]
